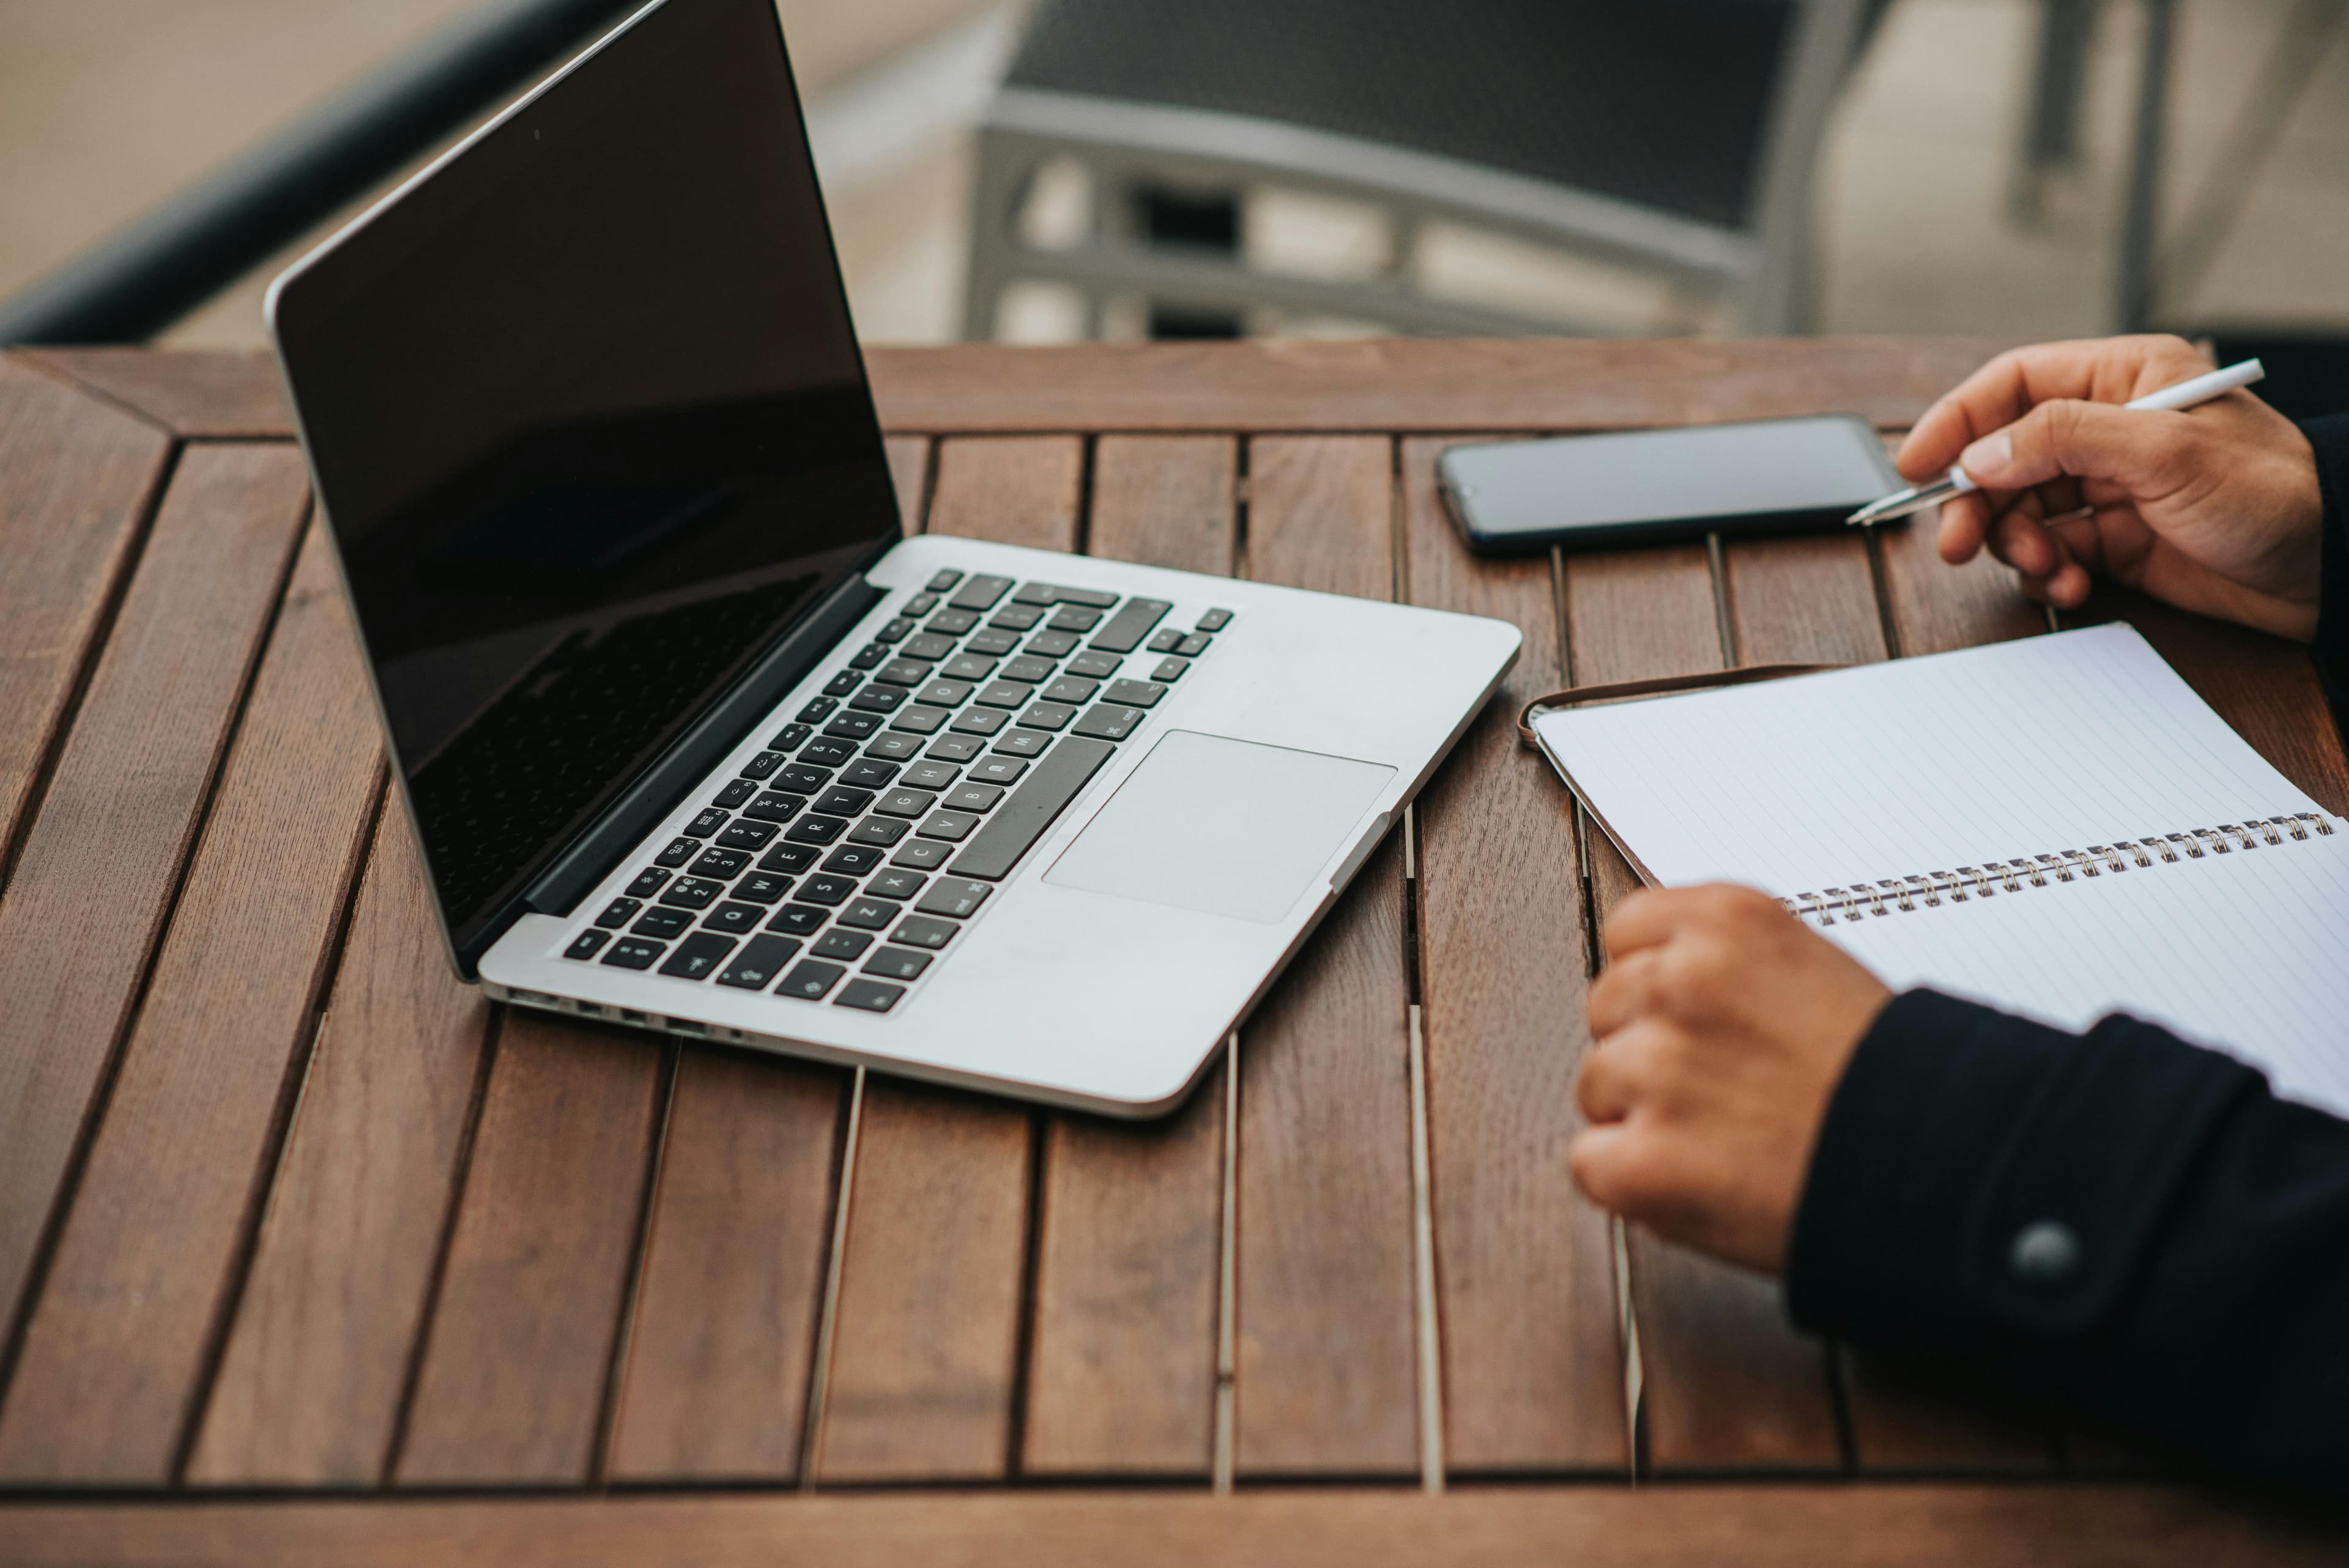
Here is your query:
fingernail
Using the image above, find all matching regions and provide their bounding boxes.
[1959,431,2013,480]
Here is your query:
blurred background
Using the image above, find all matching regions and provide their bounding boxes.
[2,0,2344,381]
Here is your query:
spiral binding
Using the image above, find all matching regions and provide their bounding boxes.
[1781,813,2333,926]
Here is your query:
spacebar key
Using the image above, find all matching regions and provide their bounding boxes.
[949,737,1115,880]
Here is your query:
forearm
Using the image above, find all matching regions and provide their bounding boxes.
[1786,990,2349,1495]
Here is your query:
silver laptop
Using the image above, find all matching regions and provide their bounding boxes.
[267,0,1517,1115]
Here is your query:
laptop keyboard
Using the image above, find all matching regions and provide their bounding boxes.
[557,568,1231,1014]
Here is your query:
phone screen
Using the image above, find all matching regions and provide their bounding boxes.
[1439,417,1899,551]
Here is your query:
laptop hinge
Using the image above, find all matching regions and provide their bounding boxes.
[462,563,888,971]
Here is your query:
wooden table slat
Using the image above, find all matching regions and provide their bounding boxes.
[0,444,311,1362]
[0,360,171,869]
[392,1017,669,1487]
[185,811,495,1488]
[1021,436,1237,1480]
[812,434,1082,1483]
[1232,436,1420,1477]
[1400,438,1628,1474]
[0,525,385,1485]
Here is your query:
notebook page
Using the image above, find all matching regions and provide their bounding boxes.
[1533,623,2320,895]
[1825,828,2349,1121]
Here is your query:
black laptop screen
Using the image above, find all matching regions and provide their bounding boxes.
[272,0,899,960]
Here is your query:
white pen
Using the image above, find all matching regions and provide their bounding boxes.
[1846,358,2268,527]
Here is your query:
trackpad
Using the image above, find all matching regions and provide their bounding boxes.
[1045,730,1395,923]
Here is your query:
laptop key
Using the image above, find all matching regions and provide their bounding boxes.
[942,653,996,682]
[602,937,664,970]
[777,960,847,1000]
[902,633,956,661]
[918,810,981,842]
[798,737,855,767]
[1176,633,1212,657]
[1061,585,1120,608]
[661,932,733,980]
[565,930,609,960]
[779,767,833,798]
[965,628,1020,656]
[989,604,1044,631]
[862,946,933,981]
[784,814,848,845]
[943,782,1004,813]
[864,732,926,762]
[877,787,938,819]
[888,704,949,736]
[974,680,1029,708]
[798,696,838,723]
[801,873,858,905]
[703,902,764,936]
[993,729,1052,759]
[1042,676,1100,706]
[1067,650,1121,680]
[823,712,881,740]
[834,978,906,1014]
[735,873,792,904]
[970,756,1028,786]
[890,915,960,951]
[626,867,672,898]
[925,568,963,593]
[1011,581,1059,606]
[1150,656,1189,683]
[768,904,828,937]
[948,573,1014,611]
[1089,597,1173,653]
[655,836,699,868]
[951,737,1115,880]
[951,707,1008,736]
[1072,703,1147,741]
[849,685,905,713]
[1016,702,1075,732]
[814,787,874,817]
[842,758,899,789]
[874,617,915,642]
[689,847,750,879]
[1146,628,1184,655]
[916,877,992,919]
[717,935,799,990]
[869,869,928,901]
[744,791,806,823]
[1105,679,1166,708]
[758,843,819,874]
[659,877,725,910]
[904,760,960,791]
[848,816,908,847]
[890,838,955,871]
[1198,608,1233,631]
[926,734,985,762]
[823,844,886,875]
[927,608,981,635]
[848,642,886,670]
[999,656,1055,685]
[837,899,897,931]
[633,907,692,938]
[718,819,777,851]
[687,807,729,836]
[596,897,642,927]
[711,779,757,808]
[905,593,938,616]
[874,658,930,686]
[814,929,873,961]
[1045,605,1102,634]
[1025,630,1081,657]
[915,679,974,708]
[823,670,862,698]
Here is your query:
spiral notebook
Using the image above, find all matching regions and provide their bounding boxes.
[1529,623,2349,1119]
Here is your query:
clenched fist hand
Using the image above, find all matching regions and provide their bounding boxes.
[1571,886,1892,1275]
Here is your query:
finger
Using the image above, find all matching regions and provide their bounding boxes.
[1935,491,1994,564]
[1587,948,1662,1039]
[1956,398,2210,502]
[1988,505,2065,578]
[1897,335,2213,480]
[1567,1121,1647,1216]
[1600,886,1700,961]
[1576,1042,1636,1124]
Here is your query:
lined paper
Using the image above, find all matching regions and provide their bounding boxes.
[1827,830,2349,1120]
[1535,623,2321,895]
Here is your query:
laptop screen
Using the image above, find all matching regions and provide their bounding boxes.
[270,0,899,962]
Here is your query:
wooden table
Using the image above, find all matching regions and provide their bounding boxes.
[2,340,2343,1565]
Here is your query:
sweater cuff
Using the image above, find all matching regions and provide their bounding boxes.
[1784,990,2260,1349]
[2304,414,2349,711]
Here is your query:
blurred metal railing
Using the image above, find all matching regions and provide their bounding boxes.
[0,0,647,346]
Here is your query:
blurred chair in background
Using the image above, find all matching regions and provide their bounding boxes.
[962,0,1885,341]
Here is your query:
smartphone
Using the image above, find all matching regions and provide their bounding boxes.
[1436,415,1902,555]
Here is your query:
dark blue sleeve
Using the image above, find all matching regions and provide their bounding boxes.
[2307,414,2349,715]
[1783,990,2349,1495]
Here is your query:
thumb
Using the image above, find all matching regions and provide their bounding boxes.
[1957,399,2201,499]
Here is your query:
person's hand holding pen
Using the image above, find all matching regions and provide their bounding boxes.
[1893,334,2325,641]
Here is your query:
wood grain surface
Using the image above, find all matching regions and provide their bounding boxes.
[0,444,311,1370]
[0,359,169,870]
[19,347,291,439]
[926,436,1085,553]
[187,812,495,1488]
[1020,435,1236,1479]
[392,1016,669,1487]
[1401,439,1627,1474]
[1232,437,1419,1477]
[5,1485,2340,1568]
[0,526,383,1485]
